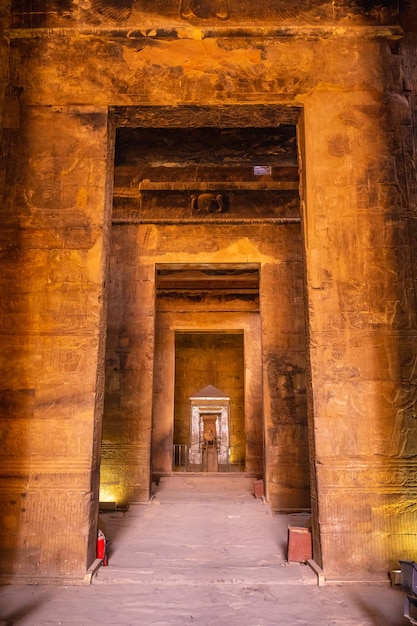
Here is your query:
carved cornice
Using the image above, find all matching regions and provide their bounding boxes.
[180,0,230,21]
[8,0,401,27]
[7,25,403,41]
[7,0,403,42]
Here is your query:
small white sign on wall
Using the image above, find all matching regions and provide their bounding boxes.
[253,165,271,176]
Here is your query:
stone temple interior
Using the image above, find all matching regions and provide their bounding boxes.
[1,0,417,585]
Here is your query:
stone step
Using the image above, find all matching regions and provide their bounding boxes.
[94,475,316,587]
[94,562,315,586]
[152,473,261,503]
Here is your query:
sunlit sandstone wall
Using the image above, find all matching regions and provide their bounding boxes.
[1,2,416,581]
[100,226,155,505]
[261,255,309,509]
[103,223,306,500]
[303,88,417,579]
[0,103,113,581]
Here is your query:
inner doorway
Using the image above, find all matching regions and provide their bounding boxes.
[173,332,246,472]
[189,385,231,471]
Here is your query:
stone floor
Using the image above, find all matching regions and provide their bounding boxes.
[0,474,411,625]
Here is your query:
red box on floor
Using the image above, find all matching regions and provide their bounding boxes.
[287,526,312,562]
[253,479,264,498]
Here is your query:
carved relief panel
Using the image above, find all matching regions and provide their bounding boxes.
[180,0,230,20]
[10,0,400,28]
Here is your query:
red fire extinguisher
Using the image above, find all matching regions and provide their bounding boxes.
[97,529,108,566]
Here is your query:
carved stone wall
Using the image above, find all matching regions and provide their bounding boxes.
[0,105,112,580]
[100,226,155,505]
[103,222,307,503]
[262,259,309,510]
[9,0,401,28]
[1,0,416,583]
[303,84,417,577]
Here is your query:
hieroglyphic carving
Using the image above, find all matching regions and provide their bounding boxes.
[10,0,400,27]
[22,490,87,532]
[383,346,417,458]
[180,0,230,20]
[190,192,225,214]
[318,461,417,491]
[389,397,417,456]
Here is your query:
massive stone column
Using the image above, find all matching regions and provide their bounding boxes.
[100,224,155,505]
[303,87,417,579]
[261,226,310,510]
[0,105,112,581]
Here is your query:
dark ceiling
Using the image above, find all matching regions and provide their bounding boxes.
[156,266,260,300]
[115,127,298,168]
[11,0,405,28]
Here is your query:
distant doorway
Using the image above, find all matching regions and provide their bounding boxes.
[188,385,231,471]
[173,332,246,472]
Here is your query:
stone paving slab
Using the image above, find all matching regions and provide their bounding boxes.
[95,475,316,587]
[0,475,410,625]
[0,575,408,625]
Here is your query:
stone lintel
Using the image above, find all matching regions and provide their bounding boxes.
[111,104,301,128]
[7,25,404,42]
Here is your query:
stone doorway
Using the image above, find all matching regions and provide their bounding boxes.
[187,385,233,472]
[101,106,310,515]
[172,333,246,474]
[151,269,264,479]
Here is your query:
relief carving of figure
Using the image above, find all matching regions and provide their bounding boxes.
[180,0,230,20]
[191,193,224,213]
[387,351,417,458]
[191,193,225,214]
[203,428,217,447]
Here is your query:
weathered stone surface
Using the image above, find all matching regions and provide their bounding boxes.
[0,104,111,580]
[103,221,307,502]
[8,36,397,109]
[9,0,401,28]
[101,226,154,504]
[1,0,417,585]
[303,85,417,576]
